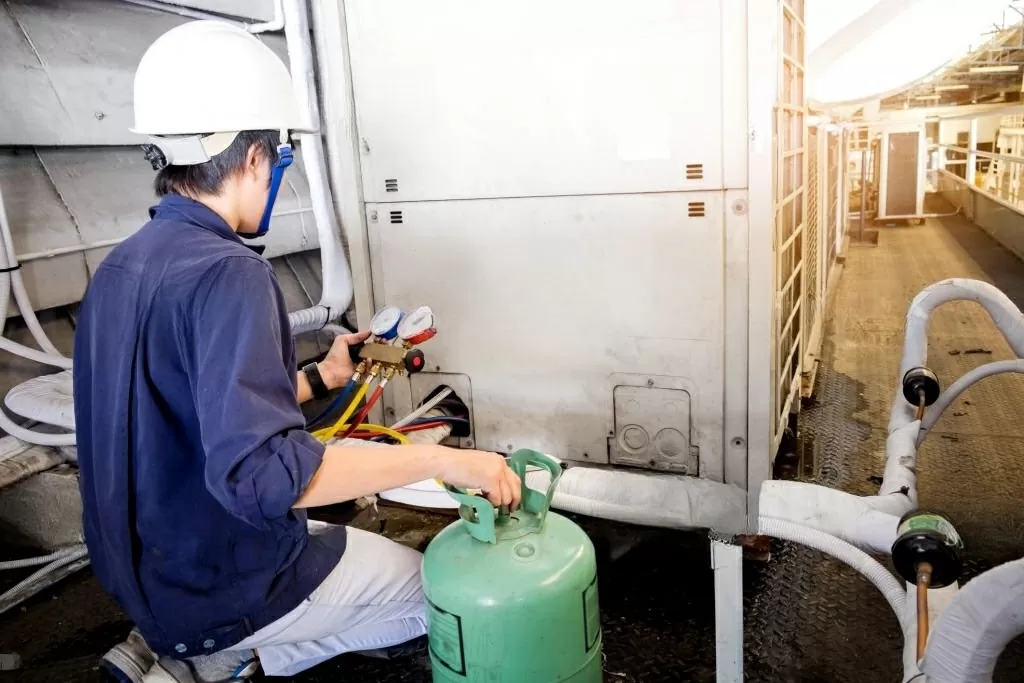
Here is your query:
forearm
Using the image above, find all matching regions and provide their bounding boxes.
[296,361,349,404]
[296,371,313,404]
[293,443,443,508]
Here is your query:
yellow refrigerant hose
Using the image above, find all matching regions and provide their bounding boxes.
[313,381,371,442]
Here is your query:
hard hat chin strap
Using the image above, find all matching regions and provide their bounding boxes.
[245,142,294,239]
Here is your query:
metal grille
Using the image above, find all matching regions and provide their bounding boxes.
[772,0,807,452]
[826,130,839,273]
[804,126,820,353]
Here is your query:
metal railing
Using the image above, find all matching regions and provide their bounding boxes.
[934,143,1024,214]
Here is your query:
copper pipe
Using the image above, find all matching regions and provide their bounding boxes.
[916,562,933,661]
[915,391,927,421]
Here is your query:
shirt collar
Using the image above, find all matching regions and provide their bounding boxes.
[149,194,266,255]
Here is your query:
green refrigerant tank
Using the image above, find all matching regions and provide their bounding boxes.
[422,449,602,683]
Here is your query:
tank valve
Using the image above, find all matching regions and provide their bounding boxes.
[902,367,940,419]
[891,510,963,662]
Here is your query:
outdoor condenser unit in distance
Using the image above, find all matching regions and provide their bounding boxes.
[332,0,796,525]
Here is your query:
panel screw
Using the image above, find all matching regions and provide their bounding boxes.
[369,210,378,222]
[732,437,746,448]
[646,378,655,387]
[94,111,105,120]
[732,199,748,215]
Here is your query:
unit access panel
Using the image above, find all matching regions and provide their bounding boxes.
[344,0,738,202]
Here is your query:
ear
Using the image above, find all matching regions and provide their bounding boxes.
[245,144,263,180]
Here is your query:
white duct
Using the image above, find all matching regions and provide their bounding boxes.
[922,558,1024,683]
[526,466,747,535]
[282,0,354,329]
[5,370,75,432]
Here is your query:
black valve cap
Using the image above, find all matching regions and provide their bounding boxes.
[902,366,940,407]
[404,349,426,374]
[891,510,963,588]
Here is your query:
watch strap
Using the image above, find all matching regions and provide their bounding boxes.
[302,362,330,401]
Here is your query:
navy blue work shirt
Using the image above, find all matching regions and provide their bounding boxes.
[73,194,346,657]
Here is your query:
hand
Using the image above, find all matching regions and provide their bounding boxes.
[437,448,522,510]
[318,330,371,390]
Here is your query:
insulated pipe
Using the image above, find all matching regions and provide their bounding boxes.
[0,185,71,368]
[289,305,330,336]
[902,582,961,683]
[525,467,748,535]
[759,518,909,632]
[0,546,82,572]
[282,0,355,326]
[918,359,1024,444]
[922,558,1024,682]
[890,279,1024,434]
[758,480,903,554]
[0,545,89,616]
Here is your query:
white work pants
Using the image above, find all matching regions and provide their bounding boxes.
[231,523,427,677]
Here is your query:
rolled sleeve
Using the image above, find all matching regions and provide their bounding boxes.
[235,430,325,523]
[190,256,323,529]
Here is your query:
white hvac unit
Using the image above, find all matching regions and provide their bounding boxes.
[328,0,794,527]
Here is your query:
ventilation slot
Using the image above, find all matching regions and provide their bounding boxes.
[687,202,706,218]
[385,178,399,193]
[389,211,404,224]
[685,164,704,180]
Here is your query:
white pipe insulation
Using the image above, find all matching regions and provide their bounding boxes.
[0,184,72,370]
[902,582,960,683]
[922,558,1024,682]
[282,0,354,333]
[758,481,903,554]
[526,466,748,535]
[890,279,1024,434]
[754,280,1024,682]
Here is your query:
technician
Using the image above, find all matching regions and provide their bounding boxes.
[74,20,521,683]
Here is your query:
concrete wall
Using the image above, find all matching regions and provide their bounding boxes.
[0,147,319,316]
[937,170,1024,262]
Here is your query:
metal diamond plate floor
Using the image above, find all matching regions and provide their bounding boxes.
[3,210,1024,682]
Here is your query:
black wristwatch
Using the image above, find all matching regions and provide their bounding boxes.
[302,362,330,401]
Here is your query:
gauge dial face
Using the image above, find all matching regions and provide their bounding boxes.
[398,306,435,340]
[370,306,403,339]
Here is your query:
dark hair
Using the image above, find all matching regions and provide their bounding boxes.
[154,129,280,197]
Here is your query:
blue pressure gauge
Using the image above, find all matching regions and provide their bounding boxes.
[370,306,403,341]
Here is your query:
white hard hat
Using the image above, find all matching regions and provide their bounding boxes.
[133,20,310,166]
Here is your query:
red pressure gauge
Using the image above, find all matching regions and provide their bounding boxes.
[398,306,437,345]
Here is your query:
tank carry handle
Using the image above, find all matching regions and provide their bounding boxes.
[443,449,562,545]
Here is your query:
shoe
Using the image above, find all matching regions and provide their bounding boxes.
[102,628,158,683]
[140,652,259,683]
